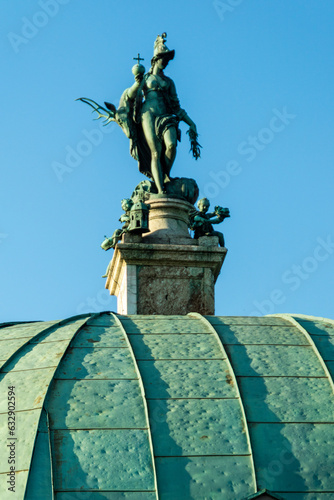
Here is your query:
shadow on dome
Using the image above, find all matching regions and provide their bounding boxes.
[124,317,193,499]
[220,322,307,495]
[46,345,93,492]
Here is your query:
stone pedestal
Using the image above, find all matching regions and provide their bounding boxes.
[105,197,227,315]
[142,197,194,245]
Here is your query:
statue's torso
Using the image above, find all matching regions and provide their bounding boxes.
[141,74,170,116]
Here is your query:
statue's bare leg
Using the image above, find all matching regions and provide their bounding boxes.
[211,230,225,247]
[163,127,177,180]
[141,112,164,193]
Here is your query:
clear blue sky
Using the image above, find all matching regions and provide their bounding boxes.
[1,0,334,322]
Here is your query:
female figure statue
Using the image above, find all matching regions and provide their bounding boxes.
[78,33,200,194]
[125,33,200,193]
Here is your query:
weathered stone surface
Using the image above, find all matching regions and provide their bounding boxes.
[142,197,194,245]
[105,241,227,315]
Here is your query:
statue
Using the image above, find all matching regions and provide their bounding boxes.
[100,198,133,253]
[76,33,230,277]
[78,33,201,194]
[189,198,230,247]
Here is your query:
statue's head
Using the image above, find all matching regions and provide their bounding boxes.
[197,198,210,213]
[121,198,133,211]
[151,32,175,67]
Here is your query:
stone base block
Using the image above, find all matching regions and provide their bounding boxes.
[105,241,227,315]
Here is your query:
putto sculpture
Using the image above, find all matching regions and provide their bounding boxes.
[189,198,230,247]
[78,33,201,194]
[100,198,134,252]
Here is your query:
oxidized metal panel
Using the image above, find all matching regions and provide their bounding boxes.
[148,398,248,456]
[121,318,211,334]
[0,409,40,473]
[281,494,334,499]
[207,316,289,326]
[155,455,255,500]
[31,318,89,343]
[51,429,155,491]
[310,335,334,360]
[129,333,223,360]
[0,470,29,500]
[56,493,157,499]
[251,423,334,491]
[55,347,137,379]
[3,340,69,372]
[48,379,147,429]
[239,377,334,422]
[0,368,55,412]
[296,319,334,336]
[24,431,53,500]
[224,345,324,377]
[214,325,309,345]
[137,359,237,398]
[0,321,58,340]
[326,361,334,377]
[86,315,118,327]
[70,325,127,348]
[0,338,35,363]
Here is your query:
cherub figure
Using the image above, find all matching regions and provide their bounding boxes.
[189,198,230,247]
[101,198,133,251]
[101,198,134,277]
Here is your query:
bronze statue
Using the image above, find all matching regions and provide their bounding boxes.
[100,198,133,252]
[78,33,201,194]
[189,198,230,247]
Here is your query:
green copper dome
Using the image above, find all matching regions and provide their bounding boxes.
[0,313,333,499]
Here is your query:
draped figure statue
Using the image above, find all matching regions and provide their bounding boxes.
[78,33,201,194]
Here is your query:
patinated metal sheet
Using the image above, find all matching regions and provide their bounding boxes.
[148,398,248,456]
[0,321,58,340]
[56,493,157,499]
[31,318,90,343]
[0,368,55,412]
[51,429,155,491]
[213,325,309,345]
[281,494,334,499]
[86,314,118,327]
[56,347,137,380]
[251,423,334,491]
[295,319,334,336]
[121,318,210,334]
[0,409,40,473]
[207,316,289,326]
[137,359,237,398]
[129,333,223,360]
[0,470,29,500]
[48,379,147,429]
[310,335,334,360]
[25,430,52,500]
[120,315,192,320]
[327,361,334,377]
[3,340,69,372]
[239,377,334,422]
[0,338,35,364]
[225,345,324,377]
[70,325,127,348]
[155,455,254,500]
